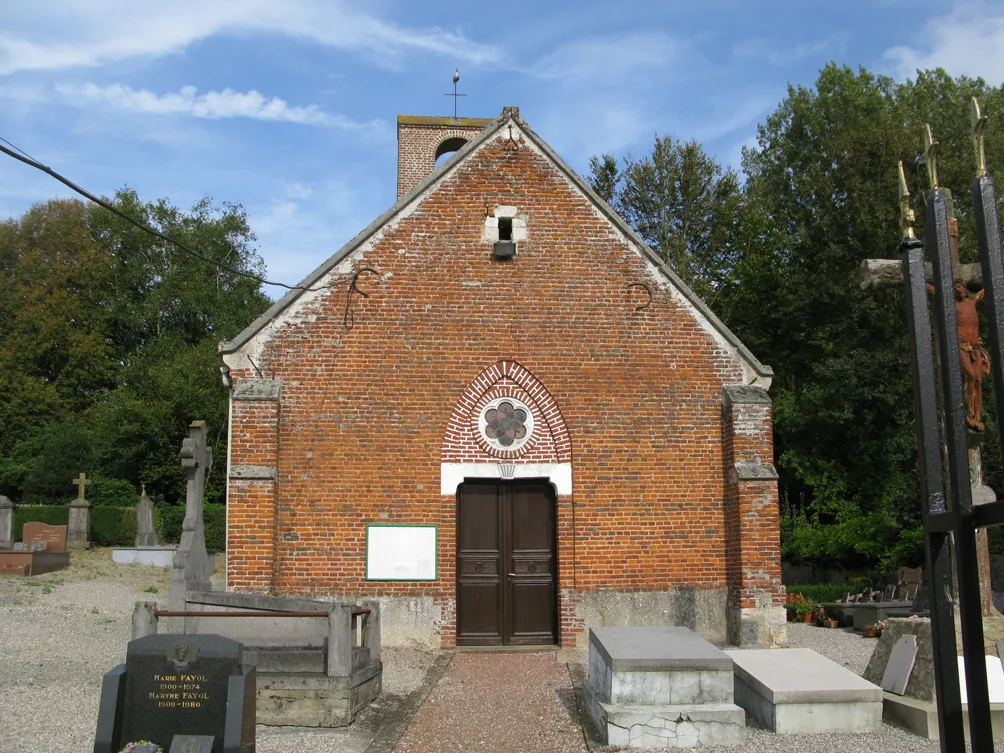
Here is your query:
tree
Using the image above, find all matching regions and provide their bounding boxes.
[588,136,744,302]
[0,190,270,504]
[735,65,1004,567]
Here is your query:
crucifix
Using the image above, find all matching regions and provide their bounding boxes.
[860,118,997,616]
[445,68,466,119]
[72,472,90,501]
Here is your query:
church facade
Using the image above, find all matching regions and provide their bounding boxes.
[219,106,786,649]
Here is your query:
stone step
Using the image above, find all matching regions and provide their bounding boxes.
[584,684,746,749]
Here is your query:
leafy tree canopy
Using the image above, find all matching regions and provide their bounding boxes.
[0,190,270,505]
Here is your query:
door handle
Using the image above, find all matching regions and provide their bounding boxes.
[508,573,518,577]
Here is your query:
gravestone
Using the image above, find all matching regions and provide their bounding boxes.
[93,633,255,753]
[136,485,159,548]
[0,495,12,549]
[170,737,214,752]
[883,585,897,601]
[67,472,92,550]
[22,522,68,552]
[881,635,919,694]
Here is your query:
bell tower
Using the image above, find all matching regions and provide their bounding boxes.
[396,115,493,199]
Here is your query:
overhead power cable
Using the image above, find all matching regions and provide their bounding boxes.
[0,139,338,292]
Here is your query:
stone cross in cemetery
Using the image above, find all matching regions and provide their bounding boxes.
[169,421,214,614]
[67,471,92,550]
[859,127,997,618]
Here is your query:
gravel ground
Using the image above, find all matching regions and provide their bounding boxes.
[6,555,1004,753]
[0,549,436,753]
[395,651,587,753]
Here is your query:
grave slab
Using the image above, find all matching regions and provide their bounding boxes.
[587,627,745,748]
[727,648,882,734]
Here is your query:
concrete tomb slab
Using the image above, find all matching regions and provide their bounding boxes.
[726,648,882,734]
[959,655,1004,704]
[881,635,918,695]
[586,627,745,748]
[590,626,734,672]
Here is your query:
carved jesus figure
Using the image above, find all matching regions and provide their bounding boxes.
[928,281,991,430]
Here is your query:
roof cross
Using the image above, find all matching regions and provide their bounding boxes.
[444,68,466,119]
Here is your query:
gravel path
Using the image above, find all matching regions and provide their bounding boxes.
[395,651,588,753]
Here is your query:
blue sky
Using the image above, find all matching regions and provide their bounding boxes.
[2,1,1002,296]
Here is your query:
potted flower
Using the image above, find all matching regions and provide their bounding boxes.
[793,594,816,623]
[864,620,885,638]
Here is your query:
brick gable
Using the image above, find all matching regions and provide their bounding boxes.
[221,110,784,648]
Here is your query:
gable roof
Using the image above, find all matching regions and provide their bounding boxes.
[220,106,773,387]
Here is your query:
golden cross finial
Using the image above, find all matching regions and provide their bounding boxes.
[898,161,916,240]
[923,123,940,190]
[972,96,988,178]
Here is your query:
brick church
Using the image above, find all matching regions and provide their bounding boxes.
[219,106,786,650]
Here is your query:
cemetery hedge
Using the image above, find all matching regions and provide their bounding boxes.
[13,504,226,551]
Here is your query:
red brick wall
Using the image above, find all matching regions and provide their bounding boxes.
[397,116,493,199]
[226,127,779,647]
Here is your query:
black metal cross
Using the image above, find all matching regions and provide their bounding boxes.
[901,99,1004,752]
[445,68,466,119]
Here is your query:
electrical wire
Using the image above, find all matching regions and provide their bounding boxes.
[0,139,339,293]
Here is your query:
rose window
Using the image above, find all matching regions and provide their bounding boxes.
[480,398,534,452]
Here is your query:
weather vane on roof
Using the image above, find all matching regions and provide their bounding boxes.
[445,68,466,119]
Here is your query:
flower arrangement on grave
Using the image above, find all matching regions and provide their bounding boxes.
[864,620,886,638]
[119,742,162,753]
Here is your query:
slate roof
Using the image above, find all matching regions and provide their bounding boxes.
[219,106,772,385]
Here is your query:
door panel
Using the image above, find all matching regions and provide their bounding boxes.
[457,483,503,645]
[456,480,557,646]
[506,483,557,645]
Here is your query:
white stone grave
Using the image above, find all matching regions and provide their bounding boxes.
[727,648,883,734]
[584,627,745,748]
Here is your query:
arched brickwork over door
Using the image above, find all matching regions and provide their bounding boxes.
[441,360,571,491]
[440,360,576,647]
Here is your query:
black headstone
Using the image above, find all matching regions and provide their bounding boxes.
[95,634,255,753]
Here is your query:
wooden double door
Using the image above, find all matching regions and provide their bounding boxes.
[456,480,558,646]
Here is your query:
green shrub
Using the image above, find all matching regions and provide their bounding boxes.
[156,503,225,551]
[156,505,186,544]
[14,505,69,541]
[786,584,848,604]
[88,477,138,507]
[90,507,138,546]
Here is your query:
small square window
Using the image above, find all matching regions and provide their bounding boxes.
[498,216,513,241]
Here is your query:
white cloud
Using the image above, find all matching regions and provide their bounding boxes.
[885,4,1004,82]
[531,32,680,84]
[733,37,832,67]
[48,83,383,130]
[0,1,501,75]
